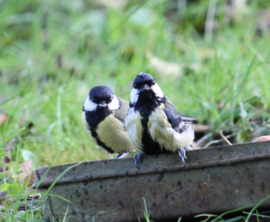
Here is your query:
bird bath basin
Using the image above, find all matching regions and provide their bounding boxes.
[33,141,270,221]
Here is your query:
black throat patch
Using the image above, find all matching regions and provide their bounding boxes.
[134,92,169,155]
[84,107,114,154]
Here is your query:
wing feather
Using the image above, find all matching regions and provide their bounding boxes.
[164,100,197,132]
[114,98,129,123]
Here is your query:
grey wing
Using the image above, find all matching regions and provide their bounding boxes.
[114,97,129,123]
[164,100,197,132]
[165,100,197,124]
[164,101,184,132]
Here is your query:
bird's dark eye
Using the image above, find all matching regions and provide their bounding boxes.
[134,83,142,89]
[105,97,112,103]
[149,80,155,86]
[91,97,99,103]
[134,80,154,89]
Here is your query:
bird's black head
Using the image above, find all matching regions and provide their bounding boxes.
[130,73,164,106]
[89,86,113,105]
[133,73,156,90]
[83,86,121,112]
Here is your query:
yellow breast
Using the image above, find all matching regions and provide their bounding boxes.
[96,114,136,153]
[148,105,174,151]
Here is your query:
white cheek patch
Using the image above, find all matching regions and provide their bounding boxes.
[151,83,164,98]
[108,95,120,110]
[83,96,97,111]
[130,87,139,105]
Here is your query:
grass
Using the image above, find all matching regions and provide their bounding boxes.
[0,0,270,221]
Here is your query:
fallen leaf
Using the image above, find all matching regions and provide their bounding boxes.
[147,53,200,78]
[253,136,270,143]
[147,54,182,78]
[18,160,34,186]
[0,113,8,126]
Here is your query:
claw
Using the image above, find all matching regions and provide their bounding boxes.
[116,152,129,159]
[178,148,187,164]
[134,153,143,169]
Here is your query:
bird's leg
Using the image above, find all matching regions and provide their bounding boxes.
[116,152,129,159]
[178,148,187,164]
[134,153,144,169]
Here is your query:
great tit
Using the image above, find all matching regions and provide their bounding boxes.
[125,73,197,166]
[82,86,136,158]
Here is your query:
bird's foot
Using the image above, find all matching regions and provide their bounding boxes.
[178,148,187,164]
[116,152,129,159]
[134,153,143,169]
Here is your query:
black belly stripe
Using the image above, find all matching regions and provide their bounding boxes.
[134,94,170,155]
[140,117,170,155]
[90,127,114,154]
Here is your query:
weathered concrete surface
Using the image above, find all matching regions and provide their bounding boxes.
[33,141,270,222]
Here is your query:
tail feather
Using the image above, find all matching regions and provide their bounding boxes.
[181,116,198,124]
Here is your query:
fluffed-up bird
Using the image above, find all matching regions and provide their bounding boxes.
[82,86,136,158]
[125,73,197,167]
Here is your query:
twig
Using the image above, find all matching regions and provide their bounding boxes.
[219,130,232,145]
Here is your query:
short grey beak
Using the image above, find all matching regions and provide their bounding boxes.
[140,84,150,92]
[99,101,107,107]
